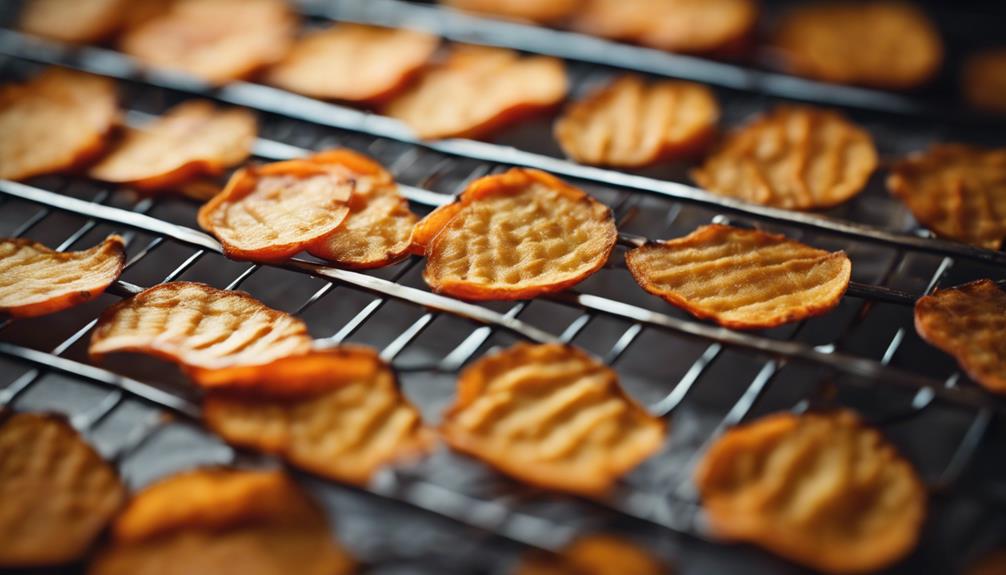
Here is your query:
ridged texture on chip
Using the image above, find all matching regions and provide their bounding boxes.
[964,49,1006,115]
[384,45,567,139]
[626,225,851,329]
[89,281,312,375]
[0,235,125,318]
[887,144,1006,249]
[89,100,255,191]
[914,279,1006,393]
[442,0,580,23]
[692,106,878,210]
[515,535,668,575]
[0,411,125,567]
[695,410,926,574]
[266,24,439,103]
[441,343,665,496]
[0,68,117,181]
[555,75,719,167]
[19,0,128,43]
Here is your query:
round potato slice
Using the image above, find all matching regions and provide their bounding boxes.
[964,49,1006,115]
[441,343,665,496]
[0,67,117,181]
[89,100,256,192]
[887,144,1006,249]
[266,24,439,104]
[772,1,942,90]
[89,468,355,575]
[692,106,878,210]
[0,411,126,568]
[626,225,851,329]
[0,235,125,318]
[20,0,128,43]
[555,75,719,167]
[384,45,567,140]
[442,0,580,24]
[914,279,1006,394]
[515,535,668,575]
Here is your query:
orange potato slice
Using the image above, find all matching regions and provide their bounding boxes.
[515,535,669,575]
[0,235,125,318]
[554,75,719,167]
[19,0,128,43]
[266,24,439,104]
[914,279,1006,393]
[887,144,1006,249]
[964,49,1006,115]
[441,343,665,496]
[0,411,126,568]
[441,0,580,24]
[695,410,926,574]
[773,1,942,90]
[90,468,355,575]
[626,225,851,329]
[0,67,117,181]
[384,45,567,139]
[692,106,878,210]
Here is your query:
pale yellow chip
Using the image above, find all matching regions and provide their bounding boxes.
[964,49,1006,115]
[89,100,256,192]
[887,144,1006,249]
[692,106,878,210]
[442,0,580,24]
[515,535,669,575]
[441,343,665,496]
[626,224,851,329]
[0,67,117,181]
[555,75,719,167]
[384,45,567,140]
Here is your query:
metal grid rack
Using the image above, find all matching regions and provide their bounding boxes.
[1,2,1005,573]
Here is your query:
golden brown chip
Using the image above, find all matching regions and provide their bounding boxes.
[887,144,1006,249]
[515,535,668,575]
[914,279,1006,393]
[695,410,926,574]
[626,225,851,329]
[19,0,128,43]
[417,168,616,300]
[0,411,126,567]
[266,24,439,104]
[441,343,665,496]
[384,45,567,140]
[0,68,117,181]
[89,281,313,375]
[0,235,125,318]
[120,0,296,85]
[773,1,943,90]
[89,468,355,575]
[692,106,878,210]
[442,0,580,24]
[554,75,719,167]
[964,49,1006,115]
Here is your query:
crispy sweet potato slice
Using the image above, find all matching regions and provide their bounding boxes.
[0,411,126,568]
[626,225,851,329]
[887,144,1006,249]
[692,106,878,210]
[442,0,580,24]
[20,0,127,43]
[695,410,926,574]
[90,468,355,575]
[914,279,1006,393]
[384,45,567,140]
[0,235,125,318]
[964,49,1006,115]
[417,168,616,300]
[515,535,669,575]
[266,24,439,104]
[441,343,664,496]
[0,68,117,181]
[555,75,719,167]
[89,100,256,192]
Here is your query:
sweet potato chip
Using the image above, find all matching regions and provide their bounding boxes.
[773,1,942,90]
[384,45,567,139]
[0,235,125,318]
[0,411,125,567]
[692,106,878,210]
[89,281,312,374]
[887,144,1006,249]
[626,225,851,329]
[914,279,1006,393]
[89,100,256,192]
[0,68,117,181]
[442,0,580,23]
[441,343,664,496]
[90,468,355,575]
[695,410,925,574]
[964,49,1006,115]
[266,24,439,104]
[515,535,668,575]
[416,168,616,300]
[554,75,719,167]
[20,0,128,43]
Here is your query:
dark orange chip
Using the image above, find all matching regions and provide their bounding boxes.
[964,49,1006,115]
[442,0,580,24]
[515,535,669,575]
